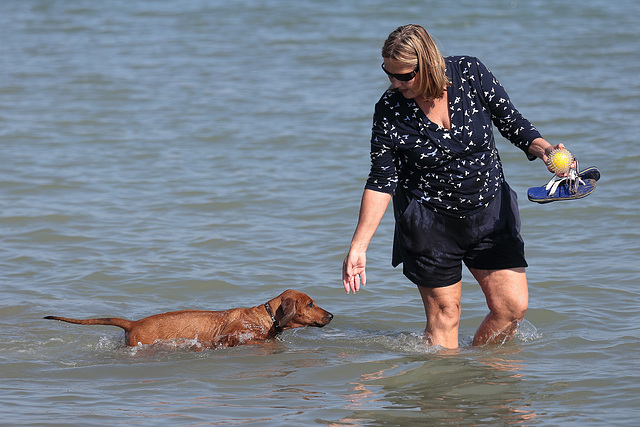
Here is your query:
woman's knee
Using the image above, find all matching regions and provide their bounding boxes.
[418,283,462,329]
[508,297,528,320]
[429,299,462,329]
[472,267,528,320]
[491,293,528,321]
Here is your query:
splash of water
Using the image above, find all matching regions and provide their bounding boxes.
[514,319,541,342]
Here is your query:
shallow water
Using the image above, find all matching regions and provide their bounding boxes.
[1,0,639,425]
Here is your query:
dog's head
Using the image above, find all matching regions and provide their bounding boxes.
[271,289,333,331]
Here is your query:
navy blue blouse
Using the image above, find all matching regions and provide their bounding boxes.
[365,56,542,217]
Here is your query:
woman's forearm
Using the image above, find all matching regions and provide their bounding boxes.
[349,189,393,252]
[528,137,554,162]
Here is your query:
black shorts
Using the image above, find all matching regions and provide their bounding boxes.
[393,182,527,288]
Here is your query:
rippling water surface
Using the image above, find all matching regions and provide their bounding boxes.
[1,0,639,425]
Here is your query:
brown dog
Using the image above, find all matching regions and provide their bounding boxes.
[44,289,332,349]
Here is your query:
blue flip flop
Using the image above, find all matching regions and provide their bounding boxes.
[579,166,600,182]
[528,164,599,204]
[528,178,596,203]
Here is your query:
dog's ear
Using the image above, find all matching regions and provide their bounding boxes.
[277,297,297,327]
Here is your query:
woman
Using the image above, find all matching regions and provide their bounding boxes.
[342,24,566,348]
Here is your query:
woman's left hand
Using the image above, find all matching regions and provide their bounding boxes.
[543,143,577,177]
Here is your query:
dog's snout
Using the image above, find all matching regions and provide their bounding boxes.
[319,309,333,326]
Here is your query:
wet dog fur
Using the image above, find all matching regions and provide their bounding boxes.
[44,289,333,349]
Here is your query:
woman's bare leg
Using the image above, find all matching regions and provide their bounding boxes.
[469,267,528,346]
[417,282,462,349]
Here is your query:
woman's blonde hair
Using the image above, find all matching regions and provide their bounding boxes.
[382,24,450,100]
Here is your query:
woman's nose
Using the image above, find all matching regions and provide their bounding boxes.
[390,78,403,88]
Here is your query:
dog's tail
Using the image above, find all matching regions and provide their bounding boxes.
[44,316,134,331]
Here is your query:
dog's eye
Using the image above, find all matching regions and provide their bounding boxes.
[307,302,314,308]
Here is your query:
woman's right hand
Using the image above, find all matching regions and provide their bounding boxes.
[342,250,367,294]
[341,189,392,294]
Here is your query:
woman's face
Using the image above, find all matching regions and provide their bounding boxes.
[382,58,420,99]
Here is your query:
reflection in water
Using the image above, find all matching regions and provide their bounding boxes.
[339,346,537,425]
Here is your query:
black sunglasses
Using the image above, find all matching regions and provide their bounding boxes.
[381,63,419,82]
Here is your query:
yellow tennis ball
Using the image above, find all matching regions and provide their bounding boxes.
[547,148,573,174]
